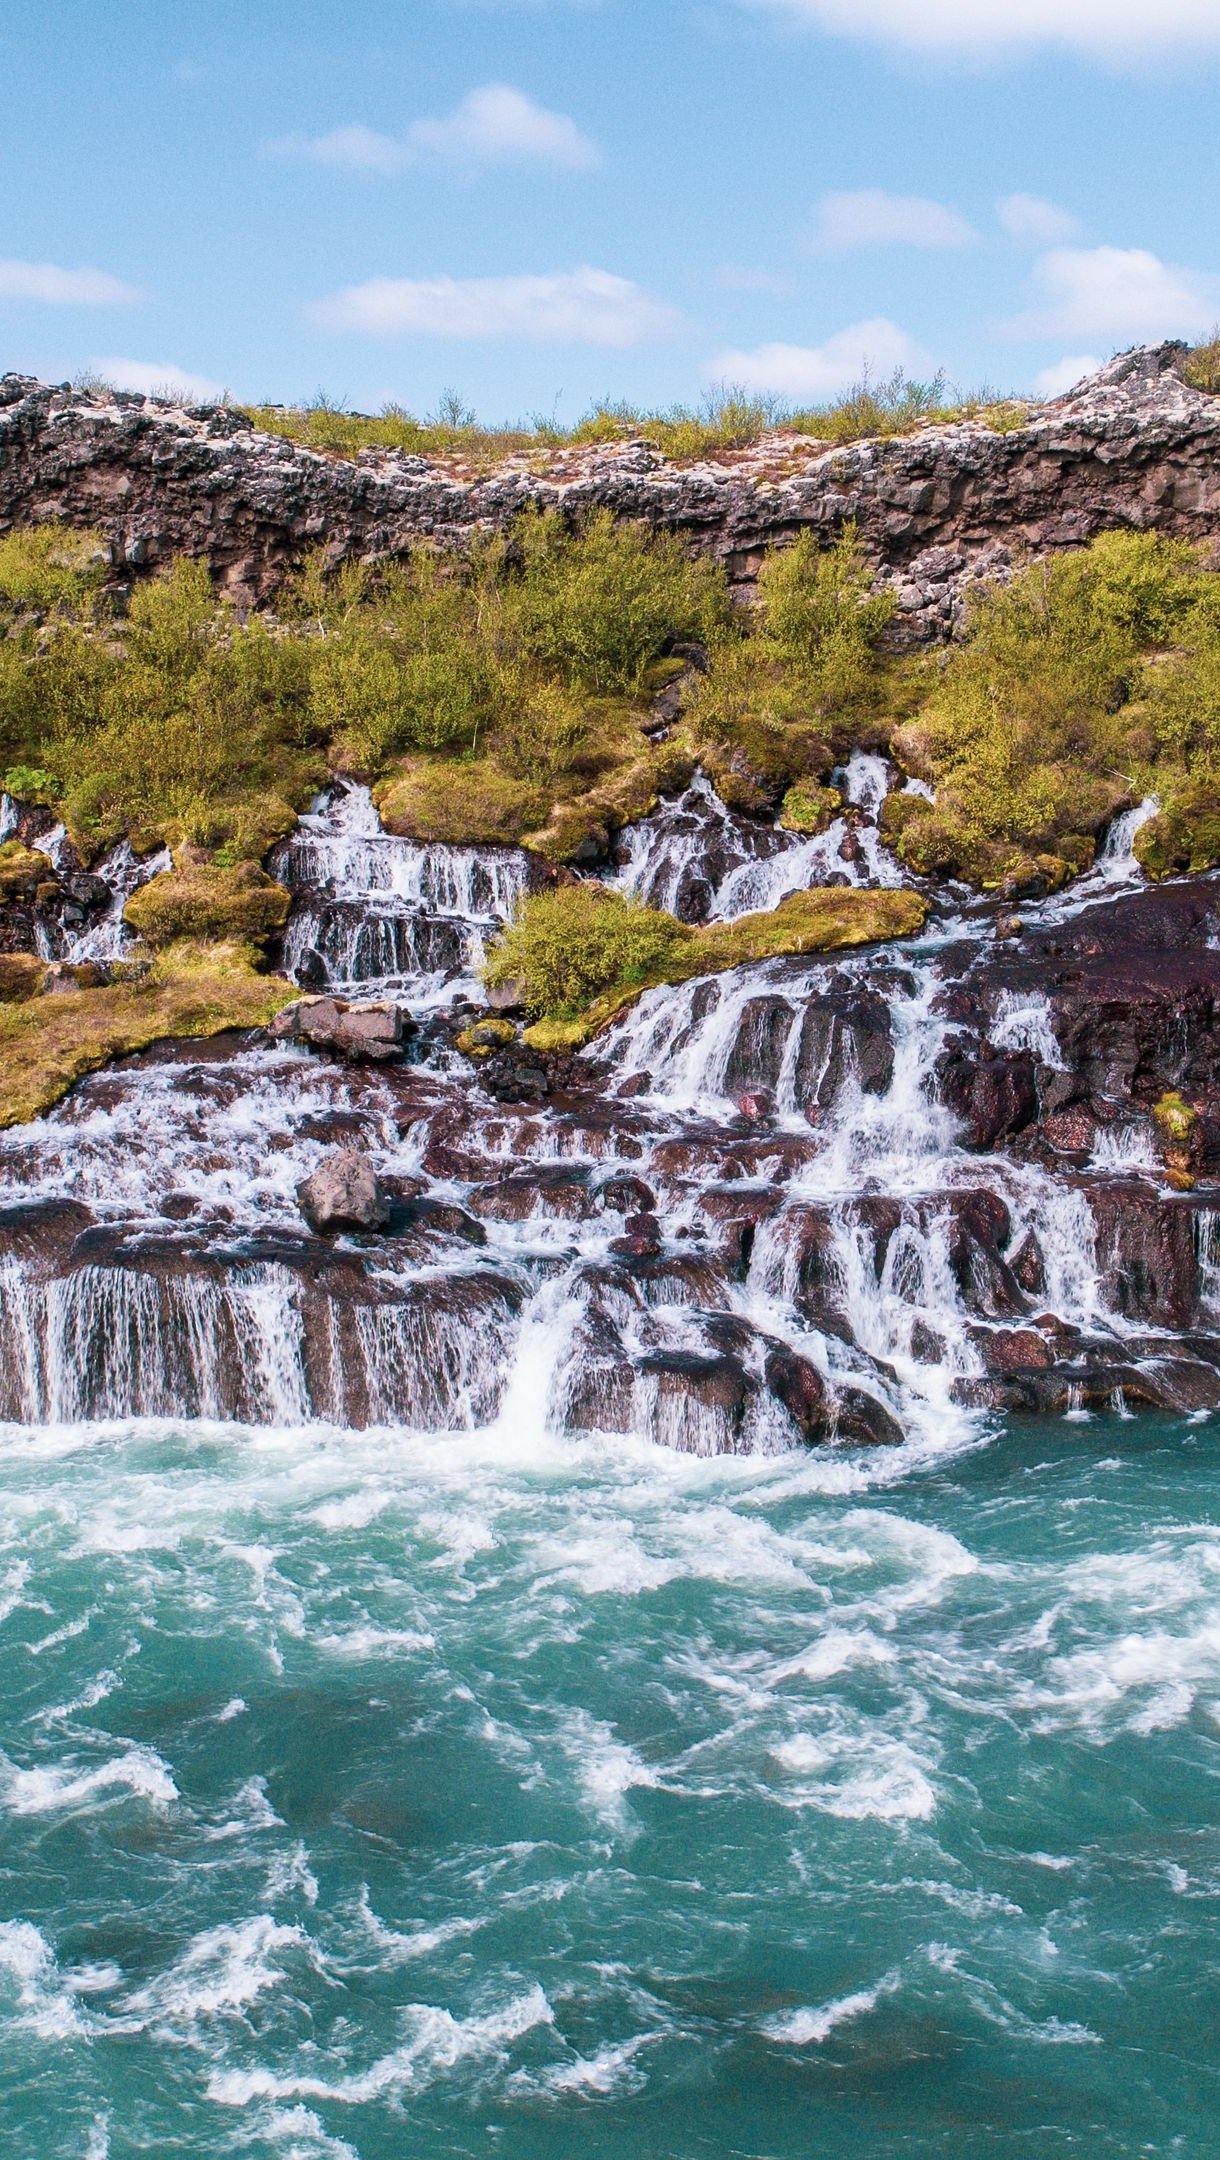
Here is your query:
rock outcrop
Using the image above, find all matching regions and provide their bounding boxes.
[4,345,1220,639]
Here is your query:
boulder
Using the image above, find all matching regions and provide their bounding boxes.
[297,1151,391,1235]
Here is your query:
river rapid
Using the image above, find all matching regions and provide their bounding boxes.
[1,766,1219,2154]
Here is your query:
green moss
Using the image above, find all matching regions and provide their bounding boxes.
[1153,1089,1197,1145]
[0,841,47,900]
[780,782,842,832]
[521,1016,591,1053]
[123,857,291,947]
[0,954,45,1002]
[0,939,296,1129]
[489,883,927,1046]
[455,1018,518,1056]
[1135,788,1220,877]
[375,757,551,845]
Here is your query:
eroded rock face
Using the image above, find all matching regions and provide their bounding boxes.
[6,345,1220,636]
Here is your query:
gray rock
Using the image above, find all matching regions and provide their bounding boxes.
[297,1151,391,1235]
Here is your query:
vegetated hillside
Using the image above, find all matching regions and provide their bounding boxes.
[2,501,1219,925]
[4,342,1220,646]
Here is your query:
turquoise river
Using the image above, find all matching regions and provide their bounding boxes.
[1,1406,1217,2159]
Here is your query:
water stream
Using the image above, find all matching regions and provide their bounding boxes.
[1,771,1218,2153]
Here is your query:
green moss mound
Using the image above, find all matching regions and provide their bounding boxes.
[0,841,47,900]
[123,858,291,947]
[0,940,296,1129]
[491,881,927,1049]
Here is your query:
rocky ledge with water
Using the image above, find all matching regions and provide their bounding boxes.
[1,752,1216,1454]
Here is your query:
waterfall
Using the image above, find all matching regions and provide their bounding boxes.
[0,758,1209,1453]
[274,783,528,1002]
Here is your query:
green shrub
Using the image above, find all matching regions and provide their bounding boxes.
[757,525,895,707]
[483,883,692,1018]
[506,508,729,694]
[0,526,107,612]
[889,530,1209,885]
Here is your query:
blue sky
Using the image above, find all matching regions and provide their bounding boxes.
[4,0,1220,420]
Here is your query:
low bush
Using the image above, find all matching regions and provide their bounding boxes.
[483,884,692,1018]
[888,530,1214,886]
[506,507,729,695]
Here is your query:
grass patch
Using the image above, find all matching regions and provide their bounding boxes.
[0,939,296,1129]
[240,371,1037,467]
[123,856,291,946]
[486,881,927,1049]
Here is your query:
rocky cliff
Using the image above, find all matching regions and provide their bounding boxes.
[4,344,1220,640]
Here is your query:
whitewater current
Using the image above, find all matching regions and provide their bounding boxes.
[1,771,1217,2154]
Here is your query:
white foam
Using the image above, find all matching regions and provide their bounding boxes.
[208,1984,554,2106]
[762,1981,890,2044]
[0,1744,177,1816]
[121,1914,311,2025]
[0,1919,88,2039]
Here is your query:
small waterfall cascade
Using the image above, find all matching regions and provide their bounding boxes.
[275,783,530,1004]
[615,753,908,924]
[0,762,1216,1453]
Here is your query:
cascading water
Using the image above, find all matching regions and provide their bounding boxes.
[275,782,529,1003]
[4,758,1220,2160]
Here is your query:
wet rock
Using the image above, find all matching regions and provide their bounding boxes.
[1009,1230,1047,1296]
[833,1387,904,1447]
[764,1344,828,1439]
[297,1150,392,1235]
[598,1173,656,1215]
[1088,1180,1207,1328]
[642,1350,753,1453]
[938,1048,1039,1149]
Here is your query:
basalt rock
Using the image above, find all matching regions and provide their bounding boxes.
[7,346,1220,634]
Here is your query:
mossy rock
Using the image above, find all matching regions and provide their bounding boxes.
[1153,1090,1197,1144]
[0,939,296,1128]
[0,842,48,901]
[522,1015,591,1053]
[512,884,929,1048]
[780,783,842,834]
[1135,788,1220,879]
[455,1018,518,1056]
[124,859,291,947]
[375,757,550,846]
[0,953,46,1003]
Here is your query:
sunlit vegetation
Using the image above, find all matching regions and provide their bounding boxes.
[4,510,1220,926]
[0,940,296,1128]
[239,371,1035,468]
[484,882,927,1047]
[885,529,1220,889]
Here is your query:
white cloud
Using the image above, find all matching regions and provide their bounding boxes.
[810,190,976,253]
[311,266,678,344]
[263,124,405,176]
[407,84,599,168]
[1034,353,1103,396]
[997,193,1082,245]
[706,318,934,398]
[265,86,597,177]
[741,0,1220,56]
[92,358,225,402]
[0,259,139,306]
[1004,245,1218,342]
